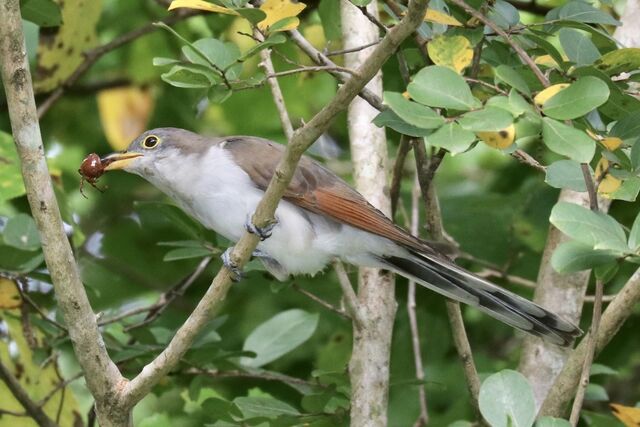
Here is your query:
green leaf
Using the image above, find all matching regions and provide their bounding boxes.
[585,383,609,401]
[152,57,181,67]
[542,76,609,120]
[610,176,640,202]
[350,0,372,5]
[163,247,213,261]
[426,122,476,155]
[494,65,531,96]
[209,85,232,104]
[556,1,621,25]
[628,210,640,251]
[559,28,600,66]
[595,47,640,75]
[478,370,536,427]
[233,396,300,419]
[0,132,26,203]
[611,111,640,141]
[0,245,44,273]
[542,118,595,163]
[545,160,591,192]
[161,64,216,89]
[319,0,342,41]
[489,0,520,28]
[536,416,572,427]
[3,214,41,251]
[372,109,434,137]
[21,0,62,27]
[552,241,619,273]
[407,65,481,111]
[183,38,241,71]
[241,309,319,368]
[383,92,445,129]
[549,202,628,252]
[590,363,618,376]
[235,8,267,24]
[458,107,514,132]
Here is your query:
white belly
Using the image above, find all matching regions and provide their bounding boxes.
[141,144,396,276]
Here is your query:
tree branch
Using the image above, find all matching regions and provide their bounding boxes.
[408,175,429,426]
[120,0,429,408]
[0,3,125,423]
[540,268,640,417]
[0,361,58,427]
[569,278,604,425]
[341,1,397,424]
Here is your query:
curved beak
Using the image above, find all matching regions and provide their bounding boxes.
[101,152,143,171]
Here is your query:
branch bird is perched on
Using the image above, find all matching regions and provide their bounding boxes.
[102,127,581,346]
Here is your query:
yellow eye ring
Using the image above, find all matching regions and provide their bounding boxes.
[142,135,160,149]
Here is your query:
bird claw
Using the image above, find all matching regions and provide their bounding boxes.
[221,248,245,282]
[244,214,278,241]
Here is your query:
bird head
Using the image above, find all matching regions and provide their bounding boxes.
[101,127,203,175]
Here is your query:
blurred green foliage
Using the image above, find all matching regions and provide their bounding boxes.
[1,0,639,425]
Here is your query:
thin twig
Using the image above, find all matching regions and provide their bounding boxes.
[581,163,599,212]
[15,277,68,332]
[114,256,212,331]
[0,361,58,427]
[291,284,351,320]
[38,372,84,407]
[184,368,324,389]
[288,29,383,110]
[448,0,550,87]
[408,175,429,427]
[569,278,604,425]
[465,77,508,95]
[446,301,481,411]
[512,149,546,172]
[357,5,389,34]
[540,267,640,416]
[37,10,200,118]
[413,135,481,411]
[333,260,365,329]
[390,135,413,216]
[326,40,380,56]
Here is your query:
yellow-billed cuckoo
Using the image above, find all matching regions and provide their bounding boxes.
[102,127,580,346]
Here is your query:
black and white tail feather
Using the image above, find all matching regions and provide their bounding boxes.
[381,249,582,347]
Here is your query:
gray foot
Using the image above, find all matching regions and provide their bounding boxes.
[221,247,244,282]
[244,214,278,241]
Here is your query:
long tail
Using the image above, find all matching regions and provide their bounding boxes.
[381,250,582,346]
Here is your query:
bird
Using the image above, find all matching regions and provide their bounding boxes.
[101,127,581,346]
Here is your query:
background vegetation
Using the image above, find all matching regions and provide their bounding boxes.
[0,0,639,425]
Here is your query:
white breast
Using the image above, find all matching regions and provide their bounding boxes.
[141,145,377,275]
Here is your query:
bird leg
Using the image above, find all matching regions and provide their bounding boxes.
[221,248,245,282]
[244,214,278,241]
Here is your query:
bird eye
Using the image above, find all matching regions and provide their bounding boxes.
[142,135,159,149]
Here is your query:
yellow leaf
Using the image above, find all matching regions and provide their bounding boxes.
[601,136,623,151]
[0,278,21,309]
[611,403,640,427]
[35,0,103,92]
[427,35,474,74]
[0,317,81,425]
[595,157,622,196]
[534,54,559,68]
[477,124,516,149]
[424,9,463,26]
[258,0,306,32]
[168,0,238,15]
[97,87,154,151]
[533,83,570,108]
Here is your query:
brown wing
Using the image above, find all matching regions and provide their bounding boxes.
[222,136,431,253]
